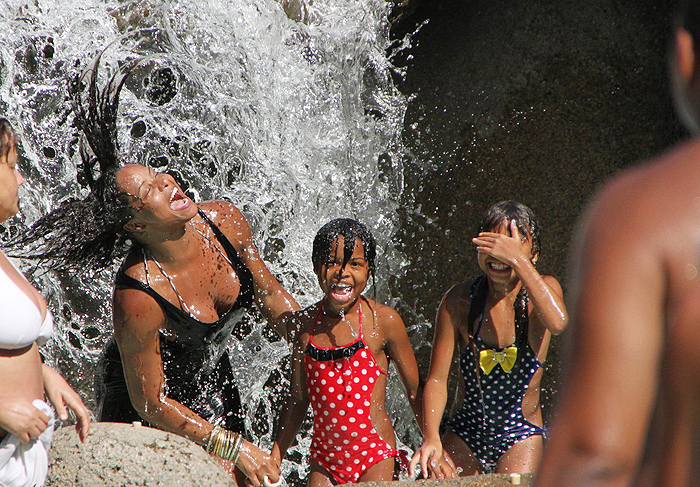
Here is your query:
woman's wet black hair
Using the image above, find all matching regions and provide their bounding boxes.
[5,53,139,272]
[0,118,17,162]
[478,200,540,260]
[312,218,377,289]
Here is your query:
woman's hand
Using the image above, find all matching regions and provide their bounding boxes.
[42,364,91,442]
[0,397,50,443]
[235,439,282,487]
[409,438,456,479]
[472,219,530,266]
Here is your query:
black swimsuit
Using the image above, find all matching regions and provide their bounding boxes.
[445,277,546,471]
[94,210,255,433]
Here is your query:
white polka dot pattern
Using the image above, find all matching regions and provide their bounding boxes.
[304,308,398,483]
[446,331,546,472]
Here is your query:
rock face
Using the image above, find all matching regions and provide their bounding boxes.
[391,0,682,416]
[46,422,235,487]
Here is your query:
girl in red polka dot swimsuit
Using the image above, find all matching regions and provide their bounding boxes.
[271,219,422,486]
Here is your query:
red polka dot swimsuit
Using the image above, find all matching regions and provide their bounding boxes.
[304,303,399,483]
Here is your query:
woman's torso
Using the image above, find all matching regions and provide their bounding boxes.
[0,251,51,439]
[107,206,254,429]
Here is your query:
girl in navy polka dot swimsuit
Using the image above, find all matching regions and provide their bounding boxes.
[410,201,568,478]
[272,219,422,485]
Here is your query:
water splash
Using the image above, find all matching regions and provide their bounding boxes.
[0,0,420,481]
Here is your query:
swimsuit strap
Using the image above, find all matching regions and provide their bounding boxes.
[145,247,195,318]
[474,312,484,340]
[467,276,487,337]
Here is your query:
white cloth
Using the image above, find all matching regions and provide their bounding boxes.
[0,261,53,350]
[0,400,55,487]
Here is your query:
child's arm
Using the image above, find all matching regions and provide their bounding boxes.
[473,219,568,334]
[409,285,463,479]
[381,306,422,425]
[270,320,310,468]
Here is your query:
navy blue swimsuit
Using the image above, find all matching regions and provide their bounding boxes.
[446,283,546,471]
[94,209,255,433]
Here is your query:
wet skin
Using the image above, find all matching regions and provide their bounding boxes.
[534,25,700,487]
[0,137,90,445]
[113,163,298,486]
[411,219,567,478]
[271,236,423,486]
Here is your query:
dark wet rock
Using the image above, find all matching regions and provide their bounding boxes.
[46,422,235,487]
[145,66,178,105]
[130,119,147,138]
[391,0,682,418]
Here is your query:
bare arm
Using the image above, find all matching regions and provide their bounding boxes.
[114,287,280,486]
[205,202,300,339]
[381,306,422,427]
[534,190,664,487]
[473,220,568,335]
[114,287,212,442]
[409,284,464,478]
[271,317,310,466]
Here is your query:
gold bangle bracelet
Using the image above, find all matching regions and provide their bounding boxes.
[206,426,221,454]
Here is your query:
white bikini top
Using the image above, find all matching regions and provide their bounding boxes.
[0,259,53,349]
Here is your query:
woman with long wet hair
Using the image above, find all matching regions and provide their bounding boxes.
[8,55,299,486]
[0,118,90,487]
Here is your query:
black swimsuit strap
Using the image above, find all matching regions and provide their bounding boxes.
[197,209,254,309]
[305,300,365,361]
[115,207,255,326]
[305,340,364,361]
[467,276,487,338]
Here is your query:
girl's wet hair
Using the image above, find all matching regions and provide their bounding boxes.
[4,53,137,272]
[479,200,541,259]
[312,218,376,276]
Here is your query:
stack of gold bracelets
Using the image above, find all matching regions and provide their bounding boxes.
[206,425,244,464]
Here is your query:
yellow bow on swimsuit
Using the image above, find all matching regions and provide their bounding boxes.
[479,347,518,374]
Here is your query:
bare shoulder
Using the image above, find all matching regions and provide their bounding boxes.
[198,200,250,242]
[586,140,700,244]
[441,281,471,316]
[118,248,147,282]
[112,286,165,339]
[363,297,403,326]
[113,254,165,335]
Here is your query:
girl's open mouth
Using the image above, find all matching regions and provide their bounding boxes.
[488,261,510,272]
[330,284,353,302]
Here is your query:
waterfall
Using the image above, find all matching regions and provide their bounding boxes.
[0,0,422,482]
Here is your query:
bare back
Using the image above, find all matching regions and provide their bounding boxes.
[536,137,700,487]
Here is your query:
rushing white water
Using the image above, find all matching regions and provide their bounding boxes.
[0,0,421,481]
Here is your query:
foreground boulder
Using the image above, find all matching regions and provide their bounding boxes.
[46,422,235,487]
[47,422,532,487]
[358,474,532,487]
